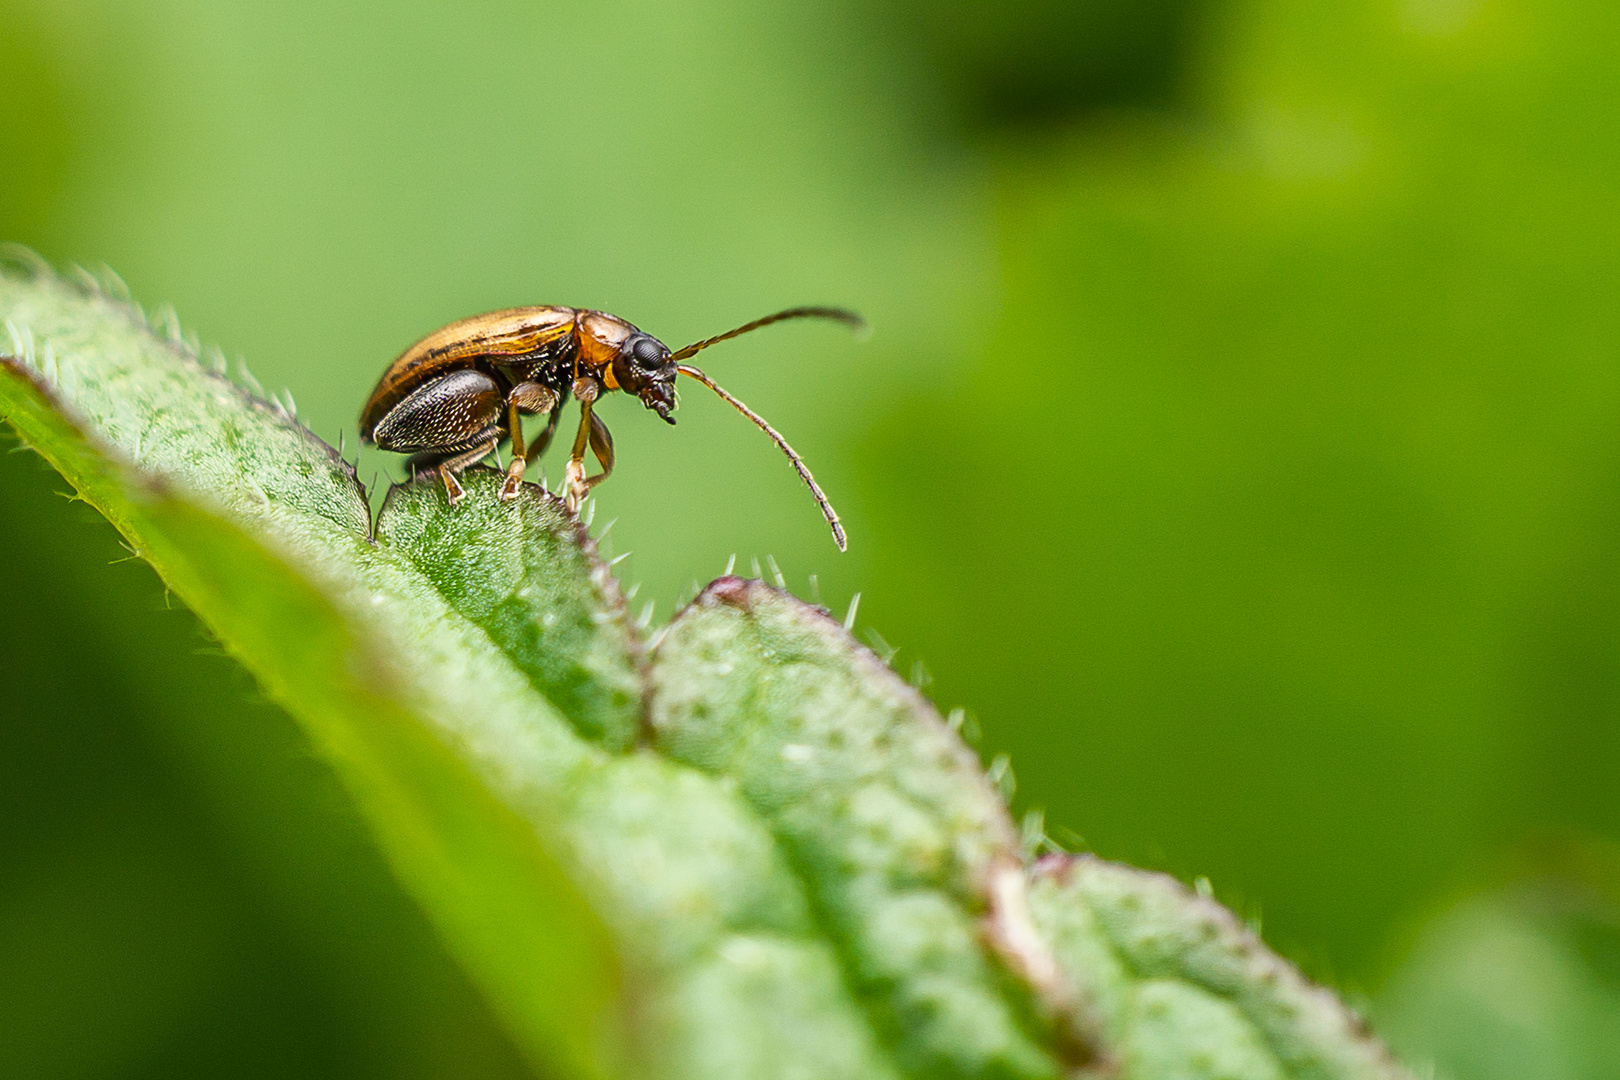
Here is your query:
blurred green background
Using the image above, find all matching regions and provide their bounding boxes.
[3,0,1618,1076]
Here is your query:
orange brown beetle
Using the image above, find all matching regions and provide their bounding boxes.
[359,305,861,549]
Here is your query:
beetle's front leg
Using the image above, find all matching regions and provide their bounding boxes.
[564,376,602,511]
[564,406,614,509]
[499,382,561,500]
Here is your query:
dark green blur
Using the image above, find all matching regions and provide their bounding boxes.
[2,0,1616,1076]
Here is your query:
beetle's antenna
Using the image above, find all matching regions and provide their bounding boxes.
[667,306,864,363]
[676,363,847,551]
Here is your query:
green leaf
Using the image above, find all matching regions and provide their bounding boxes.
[373,478,643,750]
[0,253,897,1080]
[0,253,623,1078]
[0,249,1416,1080]
[652,577,1071,1078]
[1026,856,1411,1080]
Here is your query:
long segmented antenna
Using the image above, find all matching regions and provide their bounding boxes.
[677,363,848,551]
[668,306,862,551]
[668,306,865,363]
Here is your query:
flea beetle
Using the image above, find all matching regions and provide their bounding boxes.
[358,305,861,549]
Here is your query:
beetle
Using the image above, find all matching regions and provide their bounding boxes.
[358,304,861,550]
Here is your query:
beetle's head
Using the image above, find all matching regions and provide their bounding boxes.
[613,333,679,424]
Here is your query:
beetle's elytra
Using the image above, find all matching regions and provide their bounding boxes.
[359,305,862,550]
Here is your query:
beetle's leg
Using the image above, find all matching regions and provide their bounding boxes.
[582,411,615,489]
[499,382,560,500]
[561,409,616,509]
[435,438,498,507]
[442,469,466,505]
[564,403,593,511]
[563,376,603,511]
[507,398,527,459]
[500,398,527,501]
[404,449,448,480]
[525,402,564,466]
[371,369,504,455]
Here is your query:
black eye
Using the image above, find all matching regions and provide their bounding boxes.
[630,336,666,369]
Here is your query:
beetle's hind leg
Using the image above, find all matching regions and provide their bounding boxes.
[404,449,450,480]
[431,438,499,507]
[370,368,504,506]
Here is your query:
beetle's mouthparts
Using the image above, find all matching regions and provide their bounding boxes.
[642,379,677,424]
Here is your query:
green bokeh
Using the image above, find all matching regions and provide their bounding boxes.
[3,0,1617,1074]
[864,0,1620,980]
[1376,837,1620,1079]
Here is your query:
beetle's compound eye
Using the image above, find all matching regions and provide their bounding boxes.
[629,335,667,370]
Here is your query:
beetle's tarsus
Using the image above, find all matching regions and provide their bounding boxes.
[564,458,588,512]
[442,469,466,506]
[499,460,525,501]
